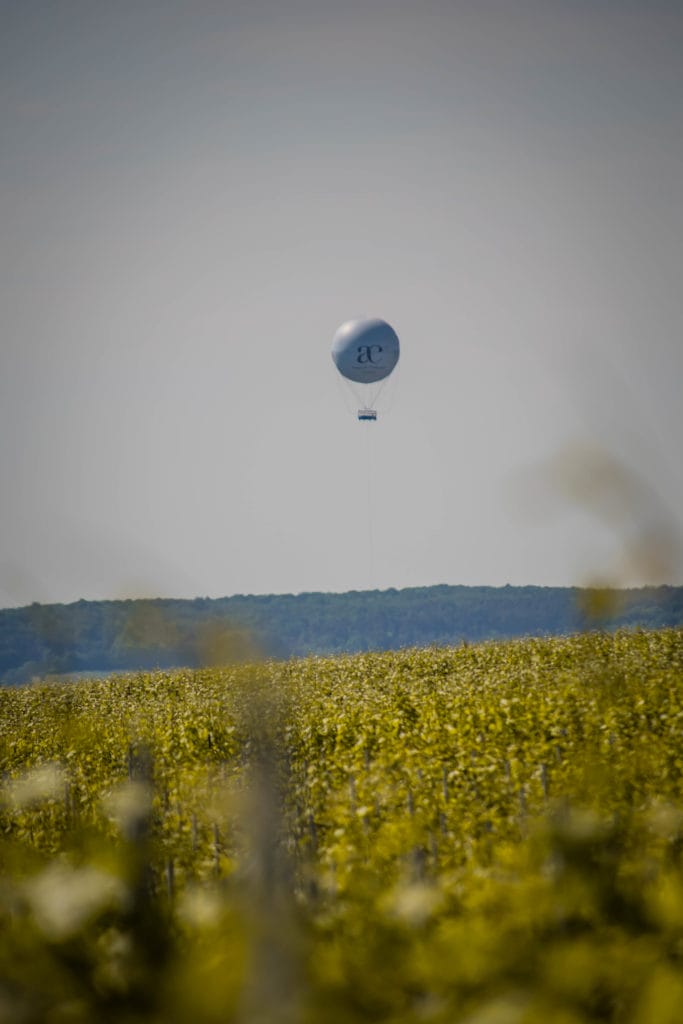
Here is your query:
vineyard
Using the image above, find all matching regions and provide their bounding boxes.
[2,629,683,1023]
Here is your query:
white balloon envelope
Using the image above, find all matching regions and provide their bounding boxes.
[332,318,400,383]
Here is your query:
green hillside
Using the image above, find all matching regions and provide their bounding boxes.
[1,583,682,684]
[2,629,683,1022]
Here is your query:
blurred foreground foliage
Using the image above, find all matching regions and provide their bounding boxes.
[2,629,683,1022]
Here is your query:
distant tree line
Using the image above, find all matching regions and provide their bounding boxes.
[0,584,682,686]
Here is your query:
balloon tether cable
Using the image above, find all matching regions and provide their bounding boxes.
[365,422,375,590]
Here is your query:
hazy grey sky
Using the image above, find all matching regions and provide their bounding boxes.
[2,0,682,607]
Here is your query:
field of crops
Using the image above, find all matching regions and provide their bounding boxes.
[2,629,683,1023]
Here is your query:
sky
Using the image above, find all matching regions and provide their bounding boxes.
[1,0,682,608]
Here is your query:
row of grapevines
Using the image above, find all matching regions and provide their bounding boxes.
[1,629,682,1022]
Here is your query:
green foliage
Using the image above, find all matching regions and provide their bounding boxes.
[1,629,683,1021]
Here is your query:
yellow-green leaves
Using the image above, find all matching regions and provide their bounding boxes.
[1,629,683,1022]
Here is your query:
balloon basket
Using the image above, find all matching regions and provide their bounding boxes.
[358,409,377,422]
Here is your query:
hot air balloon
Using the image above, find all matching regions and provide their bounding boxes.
[331,318,400,421]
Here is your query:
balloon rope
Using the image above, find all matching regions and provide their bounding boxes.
[366,421,375,590]
[373,377,388,408]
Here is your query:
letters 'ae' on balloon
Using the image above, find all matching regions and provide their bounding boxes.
[331,318,400,384]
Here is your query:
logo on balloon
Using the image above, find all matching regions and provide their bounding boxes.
[356,345,383,365]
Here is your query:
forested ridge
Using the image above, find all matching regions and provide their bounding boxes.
[1,583,681,685]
